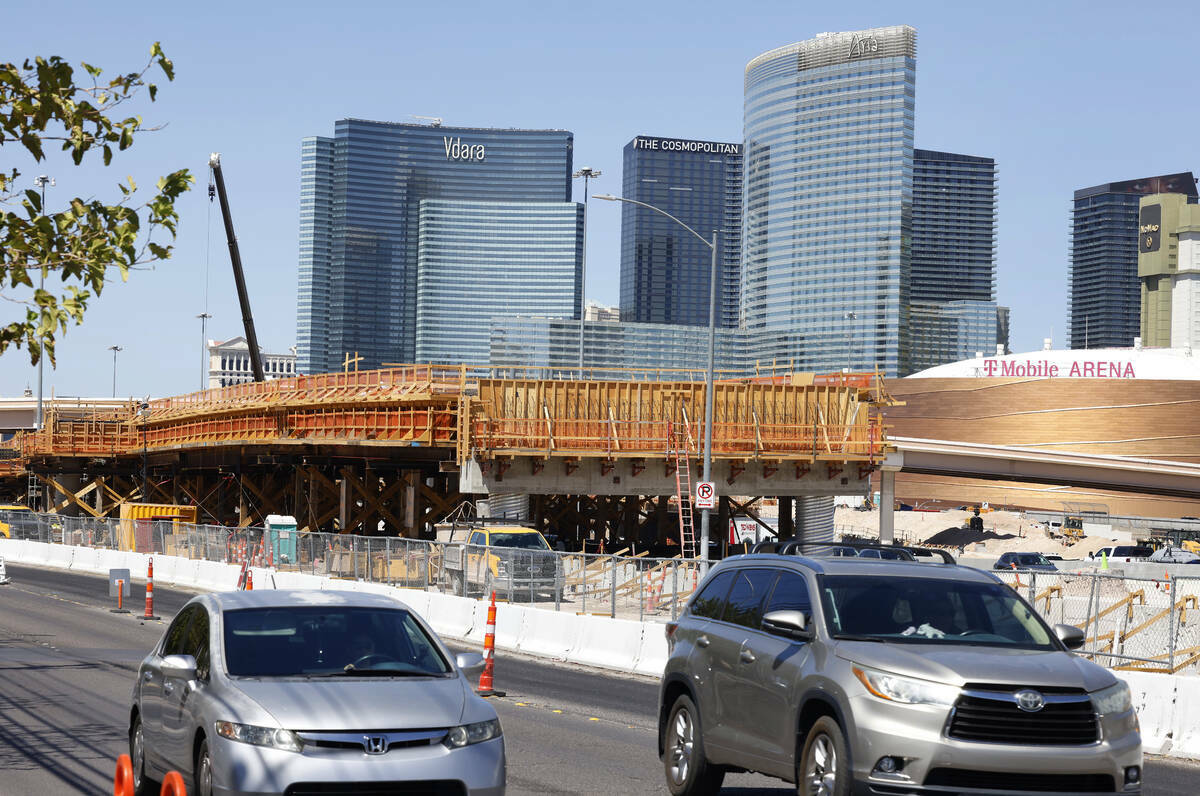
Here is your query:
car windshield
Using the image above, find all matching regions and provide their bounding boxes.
[1014,554,1049,566]
[488,532,549,550]
[223,606,451,677]
[820,575,1057,650]
[1113,546,1150,557]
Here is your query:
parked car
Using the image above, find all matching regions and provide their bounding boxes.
[1090,546,1153,564]
[0,505,39,540]
[659,554,1141,795]
[441,522,564,600]
[129,590,505,796]
[993,551,1058,571]
[1148,546,1200,564]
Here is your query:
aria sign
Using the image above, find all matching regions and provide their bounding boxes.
[444,137,485,162]
[982,358,1136,378]
[848,34,880,58]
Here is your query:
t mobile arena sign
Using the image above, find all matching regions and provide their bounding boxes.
[982,358,1136,378]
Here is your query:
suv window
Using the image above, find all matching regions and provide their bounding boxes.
[162,605,199,656]
[765,571,811,615]
[689,570,736,620]
[721,569,776,628]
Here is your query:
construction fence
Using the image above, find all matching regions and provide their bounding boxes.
[4,509,1198,674]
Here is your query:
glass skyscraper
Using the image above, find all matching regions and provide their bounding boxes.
[619,136,742,328]
[1069,172,1196,349]
[743,26,917,377]
[296,119,574,374]
[415,201,583,367]
[909,149,999,370]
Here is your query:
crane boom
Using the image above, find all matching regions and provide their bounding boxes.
[208,153,265,383]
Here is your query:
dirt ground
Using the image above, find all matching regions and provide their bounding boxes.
[834,506,1122,557]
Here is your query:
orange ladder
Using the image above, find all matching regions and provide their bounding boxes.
[671,411,697,559]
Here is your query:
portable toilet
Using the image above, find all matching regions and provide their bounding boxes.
[265,514,299,564]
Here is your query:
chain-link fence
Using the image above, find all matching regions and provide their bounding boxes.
[5,509,1199,672]
[0,510,703,622]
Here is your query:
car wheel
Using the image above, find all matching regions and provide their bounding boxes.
[663,694,724,796]
[129,713,158,796]
[798,715,850,796]
[194,737,213,796]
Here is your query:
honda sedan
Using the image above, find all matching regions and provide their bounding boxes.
[128,590,504,795]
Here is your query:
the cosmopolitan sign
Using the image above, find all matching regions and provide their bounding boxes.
[631,136,740,155]
[982,358,1136,378]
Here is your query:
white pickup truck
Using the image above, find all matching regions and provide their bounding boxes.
[1089,545,1153,564]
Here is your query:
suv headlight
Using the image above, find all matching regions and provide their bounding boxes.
[215,721,302,752]
[443,718,502,748]
[852,665,959,707]
[1091,681,1132,715]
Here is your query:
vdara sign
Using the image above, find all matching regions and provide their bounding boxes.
[444,137,485,162]
[982,358,1136,378]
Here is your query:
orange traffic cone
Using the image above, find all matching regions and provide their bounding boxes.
[142,558,160,620]
[246,569,254,590]
[160,771,187,796]
[477,591,505,697]
[114,753,134,796]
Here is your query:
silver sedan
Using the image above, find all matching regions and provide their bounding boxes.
[128,589,505,796]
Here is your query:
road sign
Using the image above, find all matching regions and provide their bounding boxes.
[695,481,716,510]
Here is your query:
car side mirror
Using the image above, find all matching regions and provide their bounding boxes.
[1054,624,1086,650]
[762,610,812,640]
[455,652,485,676]
[161,654,198,681]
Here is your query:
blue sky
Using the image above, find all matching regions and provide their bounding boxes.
[2,0,1197,398]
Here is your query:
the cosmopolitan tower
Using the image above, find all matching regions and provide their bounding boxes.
[743,27,916,376]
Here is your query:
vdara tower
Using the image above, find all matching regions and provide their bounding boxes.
[742,26,916,376]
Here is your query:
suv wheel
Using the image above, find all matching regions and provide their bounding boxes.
[663,694,725,796]
[798,716,849,796]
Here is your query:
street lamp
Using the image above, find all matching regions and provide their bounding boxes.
[594,193,718,567]
[572,167,601,374]
[197,313,212,390]
[108,345,123,397]
[33,175,54,429]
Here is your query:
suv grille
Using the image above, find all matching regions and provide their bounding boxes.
[947,688,1099,745]
[925,768,1114,792]
[284,783,465,796]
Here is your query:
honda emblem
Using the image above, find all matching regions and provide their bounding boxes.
[364,735,387,754]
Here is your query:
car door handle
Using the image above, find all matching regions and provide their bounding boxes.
[696,635,710,648]
[163,681,174,695]
[740,649,756,664]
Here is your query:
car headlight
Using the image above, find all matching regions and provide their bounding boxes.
[852,665,959,707]
[1092,681,1132,715]
[214,721,303,752]
[443,718,502,748]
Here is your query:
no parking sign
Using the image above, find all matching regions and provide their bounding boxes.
[695,481,716,510]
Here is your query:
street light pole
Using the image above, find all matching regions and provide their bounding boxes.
[33,175,54,429]
[108,345,123,397]
[572,167,601,375]
[594,194,719,567]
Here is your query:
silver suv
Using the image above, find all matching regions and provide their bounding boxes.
[658,550,1141,795]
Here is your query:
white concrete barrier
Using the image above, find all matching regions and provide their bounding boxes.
[196,560,237,591]
[1170,675,1200,759]
[424,591,476,639]
[393,588,432,618]
[516,607,583,661]
[1121,670,1176,755]
[467,602,525,651]
[568,614,645,672]
[634,622,669,677]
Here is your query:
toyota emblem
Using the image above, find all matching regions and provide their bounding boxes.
[1014,689,1045,712]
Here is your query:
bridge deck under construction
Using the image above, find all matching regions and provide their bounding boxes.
[1,365,892,535]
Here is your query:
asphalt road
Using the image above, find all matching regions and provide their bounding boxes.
[1,562,1197,795]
